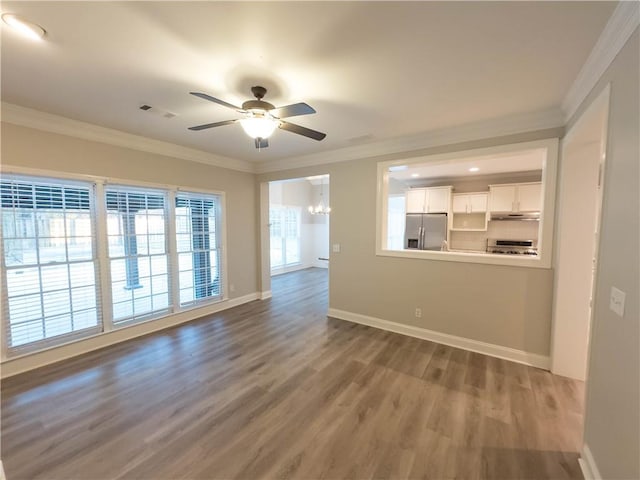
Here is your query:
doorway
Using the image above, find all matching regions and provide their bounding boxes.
[551,86,610,380]
[260,175,330,298]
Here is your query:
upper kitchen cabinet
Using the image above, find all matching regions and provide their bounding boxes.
[452,192,488,214]
[489,182,541,213]
[406,187,451,213]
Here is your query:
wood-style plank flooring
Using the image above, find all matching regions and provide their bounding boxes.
[1,268,584,479]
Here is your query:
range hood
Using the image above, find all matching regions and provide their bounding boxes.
[490,212,540,221]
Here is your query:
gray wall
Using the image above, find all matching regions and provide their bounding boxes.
[570,29,639,479]
[258,128,562,357]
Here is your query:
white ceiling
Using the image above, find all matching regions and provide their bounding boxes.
[1,1,615,164]
[388,148,544,182]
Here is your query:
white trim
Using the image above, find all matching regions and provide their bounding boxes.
[260,290,272,300]
[270,263,312,276]
[327,308,550,369]
[1,102,254,173]
[579,443,602,480]
[1,292,260,378]
[551,85,610,381]
[562,2,640,123]
[255,108,563,173]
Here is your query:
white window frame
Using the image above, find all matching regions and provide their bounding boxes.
[376,138,558,269]
[104,184,172,326]
[0,165,228,359]
[174,190,224,308]
[0,174,103,355]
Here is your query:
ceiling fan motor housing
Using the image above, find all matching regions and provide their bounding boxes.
[242,99,275,111]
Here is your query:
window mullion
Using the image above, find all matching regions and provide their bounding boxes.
[95,182,114,332]
[167,190,180,312]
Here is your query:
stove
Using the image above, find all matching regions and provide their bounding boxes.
[487,239,538,256]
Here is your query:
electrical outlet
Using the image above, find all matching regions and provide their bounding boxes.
[609,286,625,317]
[230,283,235,293]
[415,307,422,318]
[332,244,341,253]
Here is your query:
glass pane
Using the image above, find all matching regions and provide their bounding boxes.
[69,262,95,288]
[72,286,97,311]
[42,290,71,317]
[73,309,98,330]
[151,275,168,294]
[11,320,44,347]
[8,294,43,323]
[40,265,70,292]
[6,267,41,297]
[44,314,73,338]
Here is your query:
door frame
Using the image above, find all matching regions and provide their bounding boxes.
[550,85,610,380]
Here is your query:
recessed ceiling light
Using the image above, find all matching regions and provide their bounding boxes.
[2,13,46,41]
[469,167,480,172]
[411,173,420,178]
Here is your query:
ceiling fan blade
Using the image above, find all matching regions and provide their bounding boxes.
[255,138,269,149]
[279,121,326,141]
[269,102,316,119]
[188,119,238,131]
[190,92,243,112]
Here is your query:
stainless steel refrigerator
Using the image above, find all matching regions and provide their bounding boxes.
[404,213,448,250]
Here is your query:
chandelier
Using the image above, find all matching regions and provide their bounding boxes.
[308,177,331,215]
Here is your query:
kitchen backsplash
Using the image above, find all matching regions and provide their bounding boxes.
[450,220,539,252]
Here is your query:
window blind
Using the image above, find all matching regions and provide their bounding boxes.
[1,176,101,349]
[175,192,222,306]
[105,186,171,324]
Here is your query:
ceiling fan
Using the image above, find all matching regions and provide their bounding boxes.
[188,86,326,149]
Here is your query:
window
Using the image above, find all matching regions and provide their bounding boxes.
[1,176,100,350]
[175,192,222,306]
[387,195,406,250]
[269,206,301,270]
[0,173,227,355]
[105,187,171,324]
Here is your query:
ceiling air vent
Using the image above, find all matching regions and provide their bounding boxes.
[138,104,178,119]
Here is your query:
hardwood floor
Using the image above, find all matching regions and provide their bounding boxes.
[1,267,584,479]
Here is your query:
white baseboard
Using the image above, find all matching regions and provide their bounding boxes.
[260,290,272,300]
[327,308,550,369]
[1,292,260,378]
[271,263,312,276]
[579,443,602,480]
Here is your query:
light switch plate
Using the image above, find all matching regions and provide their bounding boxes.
[332,244,341,253]
[609,286,625,317]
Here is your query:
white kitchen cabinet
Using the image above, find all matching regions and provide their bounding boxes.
[517,183,542,212]
[426,187,451,213]
[405,187,451,214]
[489,185,517,212]
[452,192,488,214]
[406,189,427,213]
[489,182,541,213]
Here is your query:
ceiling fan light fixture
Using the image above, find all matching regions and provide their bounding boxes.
[239,113,278,139]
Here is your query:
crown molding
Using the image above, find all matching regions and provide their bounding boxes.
[255,107,564,174]
[1,102,255,173]
[562,1,640,123]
